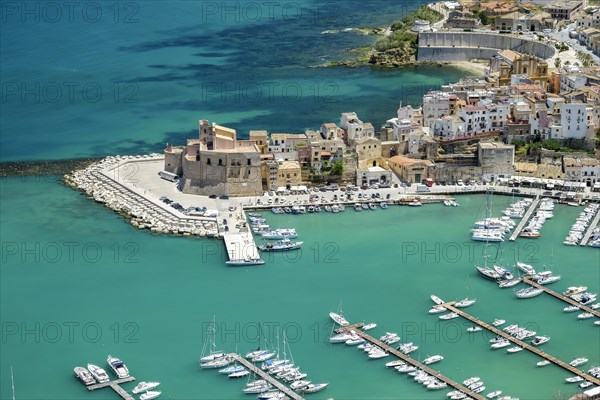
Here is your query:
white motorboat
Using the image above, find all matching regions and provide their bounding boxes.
[201,356,234,368]
[492,319,506,327]
[498,279,521,288]
[396,365,416,373]
[258,239,303,251]
[463,377,480,386]
[439,313,458,320]
[564,286,588,296]
[329,312,349,326]
[385,360,405,368]
[579,381,594,389]
[219,365,245,374]
[140,391,161,400]
[290,380,311,390]
[537,275,561,285]
[385,336,401,345]
[578,312,593,320]
[87,364,109,383]
[531,336,550,346]
[429,306,447,314]
[74,366,95,385]
[467,326,482,332]
[455,298,476,308]
[487,390,503,399]
[329,332,353,344]
[225,257,265,266]
[570,357,589,367]
[379,332,399,342]
[431,295,445,305]
[537,360,550,367]
[564,305,580,312]
[132,382,161,394]
[106,355,129,379]
[362,323,377,331]
[469,381,484,390]
[301,383,329,393]
[566,376,584,383]
[229,370,250,378]
[345,337,366,346]
[397,342,418,354]
[427,380,447,390]
[368,350,389,359]
[261,229,298,240]
[258,391,286,399]
[472,385,486,394]
[423,355,444,365]
[516,261,536,275]
[490,339,511,349]
[243,384,271,394]
[515,287,543,299]
[506,346,523,353]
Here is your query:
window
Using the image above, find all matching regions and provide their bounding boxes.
[218,159,222,166]
[207,158,211,165]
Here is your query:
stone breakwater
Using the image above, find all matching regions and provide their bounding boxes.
[0,157,102,177]
[64,155,219,238]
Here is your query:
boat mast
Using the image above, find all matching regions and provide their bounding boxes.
[11,366,15,400]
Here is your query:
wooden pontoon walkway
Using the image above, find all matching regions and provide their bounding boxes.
[580,208,600,246]
[442,303,600,385]
[87,376,136,400]
[521,277,600,318]
[509,197,540,241]
[229,353,305,400]
[336,324,486,400]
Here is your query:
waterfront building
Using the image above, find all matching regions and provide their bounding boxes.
[557,102,595,139]
[387,155,433,183]
[320,123,341,139]
[563,156,600,186]
[309,137,345,171]
[494,12,552,32]
[477,142,515,181]
[276,159,302,189]
[458,103,510,136]
[356,166,393,187]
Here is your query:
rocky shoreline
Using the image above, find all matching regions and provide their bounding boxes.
[64,155,220,238]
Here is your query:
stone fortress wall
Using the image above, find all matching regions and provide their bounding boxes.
[417,32,556,62]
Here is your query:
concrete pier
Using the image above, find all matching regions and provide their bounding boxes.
[336,324,486,400]
[87,376,136,400]
[509,197,540,241]
[442,303,600,385]
[223,232,261,261]
[229,353,305,400]
[580,209,600,246]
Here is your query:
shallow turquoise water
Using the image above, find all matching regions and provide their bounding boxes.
[1,178,598,399]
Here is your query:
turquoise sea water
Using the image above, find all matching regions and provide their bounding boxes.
[1,177,598,399]
[0,0,467,161]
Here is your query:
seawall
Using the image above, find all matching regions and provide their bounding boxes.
[417,32,556,62]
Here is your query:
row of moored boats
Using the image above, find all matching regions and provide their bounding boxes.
[74,356,160,400]
[564,203,599,245]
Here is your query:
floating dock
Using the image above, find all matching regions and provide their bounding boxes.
[228,353,305,400]
[521,277,600,318]
[87,376,136,400]
[336,324,486,400]
[580,208,600,246]
[509,196,540,241]
[442,303,600,385]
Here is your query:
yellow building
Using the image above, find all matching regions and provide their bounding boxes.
[498,54,550,90]
[277,160,301,189]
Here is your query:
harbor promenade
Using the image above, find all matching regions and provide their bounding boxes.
[336,323,486,400]
[442,303,600,385]
[509,197,540,241]
[87,376,136,400]
[229,353,305,400]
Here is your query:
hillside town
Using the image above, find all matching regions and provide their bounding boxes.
[164,0,600,197]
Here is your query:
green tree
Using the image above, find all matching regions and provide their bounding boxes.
[330,159,344,175]
[554,57,561,69]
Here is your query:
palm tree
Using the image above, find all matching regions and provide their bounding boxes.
[554,58,561,68]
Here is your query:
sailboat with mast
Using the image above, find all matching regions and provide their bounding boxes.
[11,366,16,400]
[200,316,233,368]
[472,189,506,242]
[329,300,349,327]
